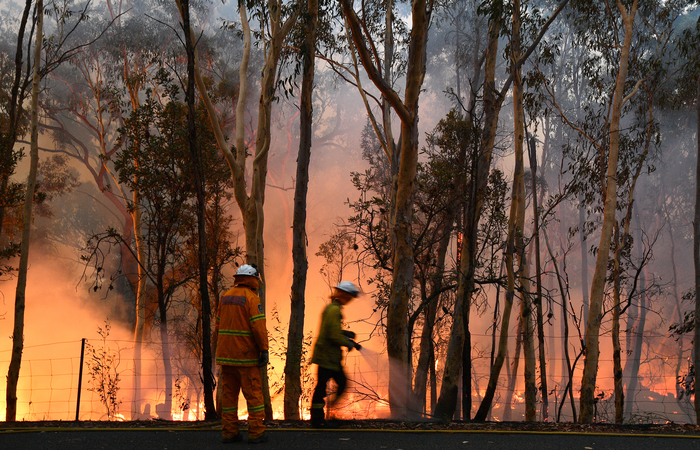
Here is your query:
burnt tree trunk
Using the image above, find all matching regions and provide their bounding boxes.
[284,0,317,419]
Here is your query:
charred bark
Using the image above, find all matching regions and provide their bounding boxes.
[6,0,42,421]
[693,70,700,425]
[284,0,317,419]
[181,0,216,419]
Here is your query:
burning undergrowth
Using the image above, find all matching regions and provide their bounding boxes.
[1,419,700,436]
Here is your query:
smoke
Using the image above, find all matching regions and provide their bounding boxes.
[0,255,135,421]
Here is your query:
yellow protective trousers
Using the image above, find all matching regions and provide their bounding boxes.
[220,365,266,439]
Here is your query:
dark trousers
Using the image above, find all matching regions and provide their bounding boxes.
[310,366,346,422]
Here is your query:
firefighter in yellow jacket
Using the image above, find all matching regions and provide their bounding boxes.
[310,281,361,427]
[215,264,269,444]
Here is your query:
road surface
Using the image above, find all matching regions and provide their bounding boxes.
[2,428,699,449]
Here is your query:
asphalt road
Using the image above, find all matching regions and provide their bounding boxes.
[2,429,700,450]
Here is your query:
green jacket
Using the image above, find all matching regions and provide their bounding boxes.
[311,301,353,371]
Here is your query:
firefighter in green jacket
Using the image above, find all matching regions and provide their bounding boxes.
[309,281,361,427]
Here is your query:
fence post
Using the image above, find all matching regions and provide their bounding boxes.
[76,338,86,421]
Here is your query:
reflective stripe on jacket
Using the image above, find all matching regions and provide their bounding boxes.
[311,301,353,371]
[215,284,268,366]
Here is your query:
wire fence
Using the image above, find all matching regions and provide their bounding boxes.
[0,338,696,423]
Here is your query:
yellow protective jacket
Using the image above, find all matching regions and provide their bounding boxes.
[215,281,268,366]
[311,301,354,371]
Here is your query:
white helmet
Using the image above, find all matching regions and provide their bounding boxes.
[235,264,260,278]
[335,281,359,297]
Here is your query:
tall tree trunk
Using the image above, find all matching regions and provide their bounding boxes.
[579,0,637,423]
[527,132,548,421]
[693,70,700,426]
[283,0,317,419]
[131,176,147,419]
[579,201,590,332]
[413,297,437,415]
[510,2,536,420]
[127,73,149,420]
[666,211,686,412]
[341,0,432,417]
[181,0,216,419]
[6,0,42,421]
[503,324,522,421]
[622,210,639,396]
[471,16,509,422]
[544,228,578,422]
[175,0,299,420]
[441,10,505,423]
[429,347,437,413]
[612,224,624,424]
[461,305,471,420]
[433,233,467,420]
[158,294,173,420]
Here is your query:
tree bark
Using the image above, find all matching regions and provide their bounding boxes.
[612,224,624,424]
[283,0,317,419]
[510,0,536,421]
[502,324,522,422]
[6,0,42,421]
[125,60,149,421]
[544,228,578,422]
[623,205,645,418]
[579,0,638,423]
[340,0,432,417]
[527,131,548,421]
[693,70,700,426]
[466,0,571,422]
[471,15,507,422]
[158,289,173,420]
[181,0,216,419]
[175,0,299,420]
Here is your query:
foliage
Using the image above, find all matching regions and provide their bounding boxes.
[329,110,508,342]
[669,288,696,337]
[0,154,81,277]
[267,306,315,411]
[85,320,122,419]
[316,225,360,291]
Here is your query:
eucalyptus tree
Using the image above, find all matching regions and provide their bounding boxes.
[609,2,693,421]
[340,110,507,418]
[337,0,434,417]
[539,0,694,423]
[0,2,33,272]
[509,0,537,421]
[6,0,43,424]
[5,0,108,422]
[176,0,301,419]
[425,109,508,420]
[433,0,572,422]
[180,0,217,419]
[671,4,700,425]
[282,0,321,419]
[574,1,638,422]
[40,3,180,417]
[113,90,219,420]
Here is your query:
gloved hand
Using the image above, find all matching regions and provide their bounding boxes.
[258,350,269,367]
[341,330,356,339]
[349,340,362,351]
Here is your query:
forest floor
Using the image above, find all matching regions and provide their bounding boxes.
[1,419,700,436]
